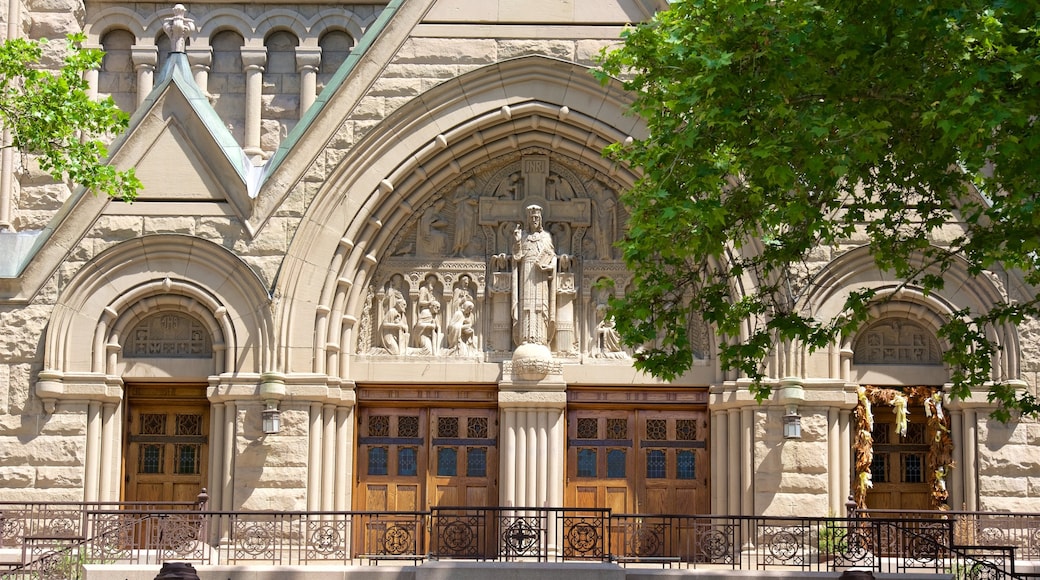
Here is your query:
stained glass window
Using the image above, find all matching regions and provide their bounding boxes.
[467,448,487,477]
[175,444,199,474]
[677,450,696,480]
[646,449,666,478]
[398,447,417,476]
[577,449,597,477]
[607,449,626,478]
[368,447,388,476]
[140,444,163,474]
[438,447,457,476]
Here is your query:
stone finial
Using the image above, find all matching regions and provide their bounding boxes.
[163,4,196,53]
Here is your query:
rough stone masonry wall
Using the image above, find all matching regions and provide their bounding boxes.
[754,408,831,517]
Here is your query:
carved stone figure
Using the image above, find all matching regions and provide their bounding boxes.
[512,205,557,346]
[412,277,441,355]
[417,200,448,257]
[447,297,476,356]
[380,280,409,354]
[593,303,627,359]
[452,180,480,257]
[590,180,617,260]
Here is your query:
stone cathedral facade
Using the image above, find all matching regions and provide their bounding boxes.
[1,0,1039,519]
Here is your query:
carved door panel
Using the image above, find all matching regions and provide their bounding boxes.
[356,407,498,511]
[356,409,427,512]
[566,411,634,513]
[566,409,710,515]
[637,411,709,515]
[428,408,498,507]
[124,385,209,504]
[865,404,932,511]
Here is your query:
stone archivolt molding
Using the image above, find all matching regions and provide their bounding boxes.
[803,245,1020,382]
[37,235,273,406]
[282,56,647,377]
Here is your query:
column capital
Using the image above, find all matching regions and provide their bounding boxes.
[131,45,158,68]
[241,46,268,71]
[295,46,322,72]
[186,46,212,69]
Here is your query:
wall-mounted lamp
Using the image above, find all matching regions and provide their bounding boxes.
[259,372,286,436]
[779,378,805,440]
[783,406,802,439]
[262,400,281,435]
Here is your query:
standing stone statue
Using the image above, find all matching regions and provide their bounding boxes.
[511,205,557,347]
[412,276,441,355]
[452,180,479,257]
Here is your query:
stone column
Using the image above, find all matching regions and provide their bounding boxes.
[209,402,225,513]
[839,409,852,509]
[950,409,964,509]
[186,46,212,94]
[308,402,322,511]
[222,401,236,511]
[500,409,517,506]
[131,45,158,108]
[84,401,102,502]
[335,405,353,511]
[82,43,102,99]
[240,46,267,157]
[100,402,118,501]
[498,381,566,512]
[741,408,754,515]
[712,410,728,514]
[727,408,740,515]
[295,46,321,117]
[322,404,336,510]
[962,409,978,510]
[827,408,840,514]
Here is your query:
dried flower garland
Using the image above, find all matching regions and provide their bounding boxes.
[853,385,953,510]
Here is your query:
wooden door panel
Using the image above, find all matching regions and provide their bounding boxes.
[428,408,497,509]
[567,409,709,515]
[125,385,209,504]
[397,485,420,511]
[864,403,932,511]
[364,485,389,511]
[356,409,427,512]
[356,407,497,511]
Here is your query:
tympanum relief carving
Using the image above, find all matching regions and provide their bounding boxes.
[360,148,644,361]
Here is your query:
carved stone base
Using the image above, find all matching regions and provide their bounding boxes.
[510,343,558,381]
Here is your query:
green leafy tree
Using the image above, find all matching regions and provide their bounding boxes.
[0,34,139,201]
[596,0,1040,419]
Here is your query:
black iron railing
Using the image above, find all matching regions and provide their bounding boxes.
[2,502,1039,578]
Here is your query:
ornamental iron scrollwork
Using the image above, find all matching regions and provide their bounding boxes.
[439,519,477,557]
[159,514,203,559]
[563,519,603,558]
[697,527,733,563]
[501,517,540,557]
[759,525,805,566]
[627,524,664,557]
[383,524,413,555]
[235,521,274,559]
